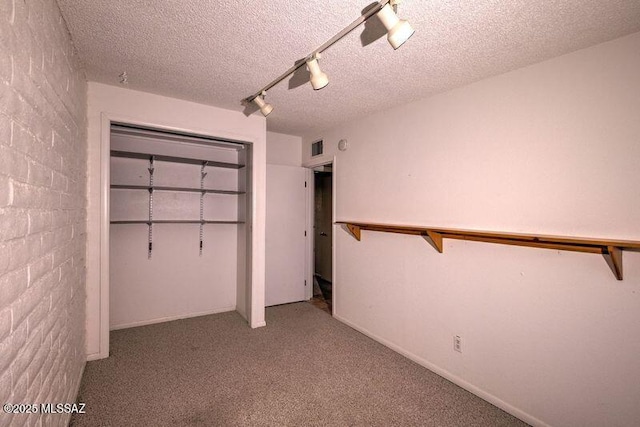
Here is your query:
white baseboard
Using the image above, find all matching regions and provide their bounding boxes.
[86,352,104,362]
[333,314,549,427]
[109,306,236,331]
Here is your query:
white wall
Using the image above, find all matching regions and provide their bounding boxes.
[266,131,302,166]
[303,32,640,427]
[0,1,87,426]
[86,82,267,360]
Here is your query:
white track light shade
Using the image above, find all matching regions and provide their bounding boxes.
[253,95,273,117]
[376,4,415,49]
[306,57,329,90]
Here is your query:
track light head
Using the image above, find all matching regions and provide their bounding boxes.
[376,3,415,49]
[253,93,273,117]
[306,56,329,90]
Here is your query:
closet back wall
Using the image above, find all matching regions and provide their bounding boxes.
[109,134,242,329]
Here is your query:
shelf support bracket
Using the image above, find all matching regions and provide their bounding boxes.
[345,223,361,241]
[604,246,623,280]
[147,156,155,259]
[199,163,207,255]
[423,230,444,253]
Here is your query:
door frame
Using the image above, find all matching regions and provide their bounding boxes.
[305,156,337,313]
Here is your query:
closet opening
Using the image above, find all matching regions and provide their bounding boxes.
[107,123,252,345]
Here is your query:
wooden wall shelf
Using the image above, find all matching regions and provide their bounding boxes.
[338,222,640,280]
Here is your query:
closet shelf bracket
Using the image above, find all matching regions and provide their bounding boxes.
[199,163,207,255]
[147,156,155,259]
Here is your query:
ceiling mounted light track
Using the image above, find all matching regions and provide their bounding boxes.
[242,0,414,117]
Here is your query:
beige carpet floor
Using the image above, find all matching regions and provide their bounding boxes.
[71,303,528,426]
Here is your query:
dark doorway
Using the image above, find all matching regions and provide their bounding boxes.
[312,167,333,314]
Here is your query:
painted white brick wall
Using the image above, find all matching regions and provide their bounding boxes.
[1,1,87,426]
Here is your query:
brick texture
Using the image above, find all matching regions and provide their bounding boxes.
[0,0,87,426]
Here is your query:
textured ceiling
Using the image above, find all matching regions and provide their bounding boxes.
[57,0,640,136]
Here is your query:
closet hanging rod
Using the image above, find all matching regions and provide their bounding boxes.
[242,0,391,103]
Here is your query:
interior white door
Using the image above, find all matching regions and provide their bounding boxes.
[265,164,307,306]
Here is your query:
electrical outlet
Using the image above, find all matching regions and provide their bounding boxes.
[454,335,462,353]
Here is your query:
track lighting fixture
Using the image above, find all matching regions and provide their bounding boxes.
[253,92,273,117]
[306,55,329,90]
[242,0,414,118]
[376,2,415,49]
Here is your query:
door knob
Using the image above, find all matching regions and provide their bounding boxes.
[320,232,328,236]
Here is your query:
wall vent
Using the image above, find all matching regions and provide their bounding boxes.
[311,140,323,157]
